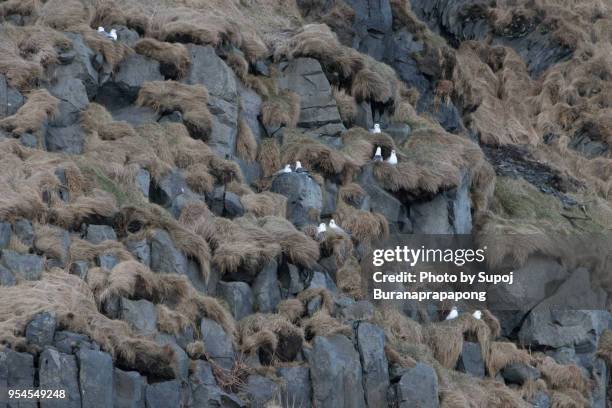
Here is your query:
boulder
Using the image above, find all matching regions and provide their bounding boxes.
[45,125,85,155]
[77,349,114,408]
[19,133,38,149]
[46,77,89,127]
[96,254,119,270]
[69,260,89,280]
[135,168,150,197]
[277,366,312,408]
[25,311,56,348]
[591,358,607,408]
[86,224,117,244]
[277,58,345,137]
[0,352,7,406]
[307,271,338,293]
[54,331,99,354]
[356,322,389,407]
[0,265,16,286]
[115,26,140,48]
[217,281,254,321]
[278,263,305,296]
[307,335,367,408]
[114,369,146,408]
[456,342,485,378]
[0,74,24,119]
[344,0,393,61]
[4,350,36,408]
[1,250,43,280]
[321,180,338,218]
[149,169,189,209]
[96,54,163,109]
[190,361,245,408]
[271,172,322,228]
[125,239,151,267]
[183,45,239,157]
[244,375,280,407]
[410,194,453,234]
[500,363,540,385]
[39,349,81,408]
[200,318,235,370]
[110,105,159,126]
[150,229,188,275]
[340,300,375,322]
[518,268,610,350]
[119,298,158,337]
[488,255,569,336]
[358,165,408,228]
[154,335,189,381]
[35,225,71,268]
[253,260,281,313]
[145,380,182,408]
[238,83,263,143]
[393,362,439,408]
[0,222,10,249]
[14,219,34,247]
[55,33,99,99]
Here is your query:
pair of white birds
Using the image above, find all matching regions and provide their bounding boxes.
[278,161,307,174]
[97,27,118,41]
[316,219,345,235]
[373,146,398,165]
[445,307,482,320]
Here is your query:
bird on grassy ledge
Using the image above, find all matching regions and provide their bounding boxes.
[472,310,482,320]
[387,149,398,165]
[373,146,383,162]
[371,123,382,134]
[97,27,117,41]
[316,223,327,240]
[445,306,458,320]
[295,161,307,174]
[328,219,346,234]
[275,164,292,175]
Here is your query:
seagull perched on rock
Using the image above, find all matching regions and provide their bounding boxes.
[275,164,292,175]
[373,146,383,162]
[328,219,346,234]
[97,27,117,41]
[387,149,398,165]
[472,310,482,320]
[295,161,307,173]
[370,123,382,134]
[316,223,327,240]
[445,306,458,320]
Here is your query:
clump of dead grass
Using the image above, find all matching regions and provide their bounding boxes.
[0,90,59,135]
[236,116,257,163]
[238,313,303,364]
[302,310,352,341]
[137,81,213,140]
[134,38,191,80]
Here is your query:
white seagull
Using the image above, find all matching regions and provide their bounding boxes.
[328,219,346,234]
[445,306,458,320]
[295,161,307,173]
[371,123,382,134]
[472,310,482,320]
[373,146,383,162]
[387,149,398,165]
[98,27,118,41]
[276,164,292,175]
[317,223,327,234]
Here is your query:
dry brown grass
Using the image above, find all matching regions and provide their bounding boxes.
[0,270,177,378]
[0,90,58,135]
[487,341,531,377]
[277,299,305,323]
[81,103,137,141]
[282,132,357,181]
[238,313,303,364]
[336,256,363,299]
[334,204,388,244]
[536,356,589,396]
[257,138,281,178]
[302,311,352,341]
[137,81,213,140]
[332,86,358,125]
[236,116,257,163]
[134,38,191,80]
[0,24,70,89]
[423,322,464,369]
[241,192,287,218]
[261,89,301,128]
[296,287,334,315]
[374,307,424,347]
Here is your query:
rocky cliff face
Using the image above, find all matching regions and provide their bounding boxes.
[0,0,611,407]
